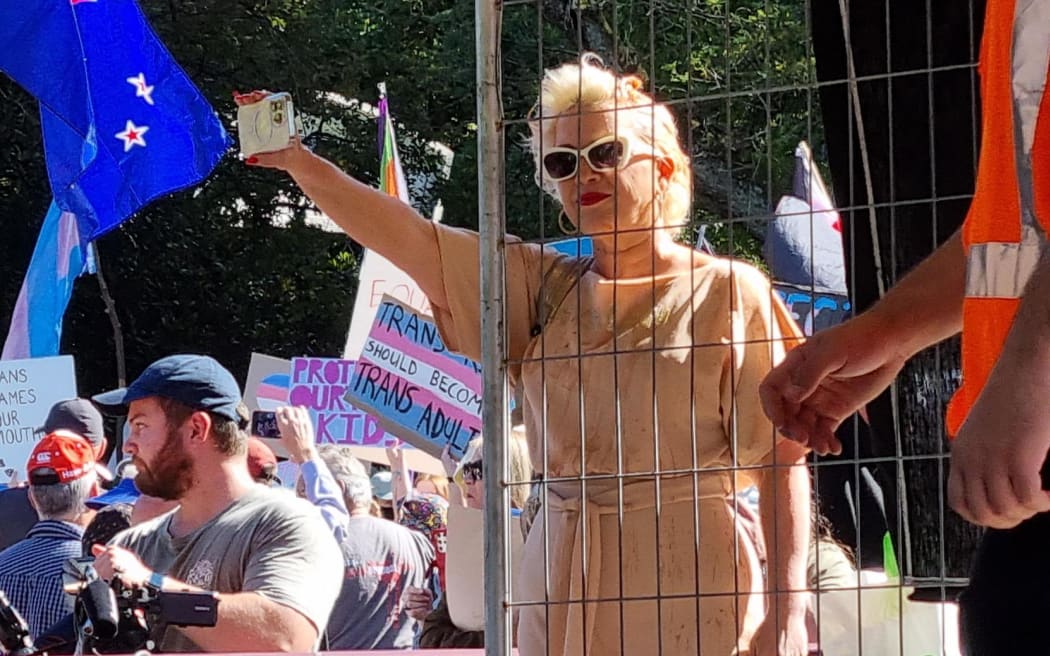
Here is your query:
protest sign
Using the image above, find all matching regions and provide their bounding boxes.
[271,356,443,476]
[773,282,851,336]
[289,357,397,448]
[0,356,77,485]
[345,296,482,460]
[243,353,292,412]
[343,251,433,359]
[445,505,524,631]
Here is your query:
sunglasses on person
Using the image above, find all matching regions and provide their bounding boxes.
[542,135,632,182]
[461,460,483,484]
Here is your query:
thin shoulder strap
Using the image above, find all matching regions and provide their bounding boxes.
[530,256,594,337]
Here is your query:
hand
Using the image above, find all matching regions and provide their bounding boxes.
[386,445,404,471]
[276,406,318,464]
[91,543,151,588]
[759,315,906,455]
[440,443,458,478]
[749,612,809,656]
[403,586,434,622]
[233,90,310,171]
[948,353,1050,528]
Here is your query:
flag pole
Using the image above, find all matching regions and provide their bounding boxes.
[91,244,127,388]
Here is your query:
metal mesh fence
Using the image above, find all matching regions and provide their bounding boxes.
[476,0,985,654]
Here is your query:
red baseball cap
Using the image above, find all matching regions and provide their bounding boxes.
[247,437,278,483]
[27,430,96,484]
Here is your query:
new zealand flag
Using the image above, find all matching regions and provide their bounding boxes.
[0,0,230,241]
[0,0,230,358]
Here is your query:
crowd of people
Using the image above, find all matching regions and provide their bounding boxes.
[0,356,513,653]
[5,2,1050,649]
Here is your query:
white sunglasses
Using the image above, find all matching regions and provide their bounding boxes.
[542,135,633,182]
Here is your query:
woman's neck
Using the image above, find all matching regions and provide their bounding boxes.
[590,228,697,279]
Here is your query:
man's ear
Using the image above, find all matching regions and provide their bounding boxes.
[187,411,213,445]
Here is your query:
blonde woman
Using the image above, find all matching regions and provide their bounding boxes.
[451,429,533,511]
[240,54,810,655]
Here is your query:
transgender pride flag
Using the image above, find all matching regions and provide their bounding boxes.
[2,203,91,359]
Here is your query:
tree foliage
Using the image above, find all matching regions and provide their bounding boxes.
[0,0,816,392]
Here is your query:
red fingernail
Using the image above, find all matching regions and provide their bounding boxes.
[246,156,258,164]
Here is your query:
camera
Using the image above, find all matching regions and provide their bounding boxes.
[237,92,297,157]
[63,559,218,654]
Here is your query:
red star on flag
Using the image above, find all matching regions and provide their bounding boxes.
[126,73,155,105]
[115,120,149,152]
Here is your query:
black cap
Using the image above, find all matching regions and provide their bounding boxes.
[40,399,106,450]
[93,355,242,422]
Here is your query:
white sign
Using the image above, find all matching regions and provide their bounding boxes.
[0,355,77,484]
[445,505,525,631]
[343,250,433,359]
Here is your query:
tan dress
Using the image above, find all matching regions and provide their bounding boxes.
[429,224,803,656]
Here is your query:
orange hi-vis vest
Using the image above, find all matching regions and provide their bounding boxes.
[946,0,1050,435]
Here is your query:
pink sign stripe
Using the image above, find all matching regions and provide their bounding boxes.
[367,325,481,395]
[356,360,481,430]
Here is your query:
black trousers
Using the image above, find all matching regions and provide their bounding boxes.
[959,512,1050,655]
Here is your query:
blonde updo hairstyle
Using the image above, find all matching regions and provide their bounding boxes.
[528,54,692,228]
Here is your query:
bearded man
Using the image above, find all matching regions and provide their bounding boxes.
[90,355,342,653]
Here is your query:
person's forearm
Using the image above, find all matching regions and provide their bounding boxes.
[863,229,965,357]
[300,458,350,543]
[287,151,448,309]
[179,591,318,652]
[758,443,810,619]
[149,576,317,652]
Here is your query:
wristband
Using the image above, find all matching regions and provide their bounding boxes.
[145,571,165,592]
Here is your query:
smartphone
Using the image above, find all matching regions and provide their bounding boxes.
[236,92,296,157]
[251,411,280,439]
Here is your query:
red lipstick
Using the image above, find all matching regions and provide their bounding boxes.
[580,192,610,206]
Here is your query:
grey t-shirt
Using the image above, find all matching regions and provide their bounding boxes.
[327,515,435,650]
[113,486,343,652]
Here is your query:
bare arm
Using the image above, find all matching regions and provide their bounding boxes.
[759,441,811,616]
[760,230,965,453]
[862,228,965,356]
[91,545,319,652]
[235,88,450,312]
[751,440,811,655]
[178,590,318,652]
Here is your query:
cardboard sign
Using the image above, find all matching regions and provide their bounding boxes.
[0,356,77,485]
[344,296,481,460]
[289,357,399,448]
[774,282,851,336]
[243,353,292,413]
[343,251,434,359]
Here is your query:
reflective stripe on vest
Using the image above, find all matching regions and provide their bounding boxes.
[964,226,1043,299]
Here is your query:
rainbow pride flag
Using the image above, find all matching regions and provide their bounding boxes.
[378,90,409,204]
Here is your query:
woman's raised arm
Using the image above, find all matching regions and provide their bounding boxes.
[238,92,448,310]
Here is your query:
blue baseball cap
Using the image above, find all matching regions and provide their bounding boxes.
[86,476,141,510]
[93,354,242,422]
